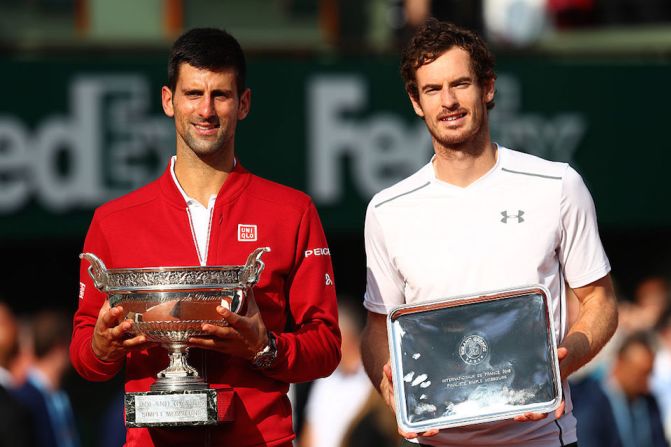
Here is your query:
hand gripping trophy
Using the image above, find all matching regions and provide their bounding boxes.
[80,247,270,427]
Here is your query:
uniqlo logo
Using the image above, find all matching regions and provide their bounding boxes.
[238,224,257,241]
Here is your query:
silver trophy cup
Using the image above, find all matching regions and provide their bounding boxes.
[80,247,270,427]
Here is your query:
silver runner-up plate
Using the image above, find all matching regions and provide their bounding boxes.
[387,285,562,433]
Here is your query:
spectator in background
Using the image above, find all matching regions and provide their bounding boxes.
[572,331,668,447]
[339,389,401,447]
[404,0,484,34]
[299,300,372,447]
[10,317,35,388]
[652,308,671,443]
[618,276,670,338]
[483,0,549,46]
[0,302,35,447]
[635,276,670,328]
[13,310,79,447]
[394,0,484,47]
[98,390,125,447]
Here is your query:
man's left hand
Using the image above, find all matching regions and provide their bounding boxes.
[188,290,268,361]
[513,346,568,422]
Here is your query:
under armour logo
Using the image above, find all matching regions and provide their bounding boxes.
[325,273,333,286]
[500,210,525,223]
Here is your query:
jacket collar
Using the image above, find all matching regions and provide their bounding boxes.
[159,157,251,208]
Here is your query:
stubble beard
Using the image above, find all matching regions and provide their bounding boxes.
[181,126,232,160]
[427,113,487,157]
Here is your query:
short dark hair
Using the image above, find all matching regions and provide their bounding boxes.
[32,310,71,359]
[168,28,247,95]
[400,18,496,109]
[617,330,655,359]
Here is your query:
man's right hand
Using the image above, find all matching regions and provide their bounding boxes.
[381,362,440,440]
[91,300,155,362]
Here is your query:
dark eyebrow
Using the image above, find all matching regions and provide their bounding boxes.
[211,89,233,97]
[450,76,473,87]
[181,88,233,97]
[421,83,442,92]
[421,76,473,92]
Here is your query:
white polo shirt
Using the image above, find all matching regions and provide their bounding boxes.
[364,146,610,446]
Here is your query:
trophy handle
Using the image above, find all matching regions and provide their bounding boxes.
[241,247,271,286]
[79,253,109,291]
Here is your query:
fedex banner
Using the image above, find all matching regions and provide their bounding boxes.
[0,54,667,237]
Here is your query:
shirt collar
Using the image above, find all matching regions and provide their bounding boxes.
[170,156,235,207]
[159,155,250,209]
[0,367,14,389]
[427,143,502,188]
[27,368,54,392]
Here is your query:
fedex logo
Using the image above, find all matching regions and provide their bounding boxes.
[238,224,257,241]
[305,247,331,257]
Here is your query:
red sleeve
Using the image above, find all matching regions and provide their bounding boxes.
[69,213,125,381]
[262,201,341,382]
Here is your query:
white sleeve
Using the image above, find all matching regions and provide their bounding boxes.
[363,202,406,314]
[558,166,611,288]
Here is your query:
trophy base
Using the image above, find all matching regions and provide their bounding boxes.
[124,387,234,427]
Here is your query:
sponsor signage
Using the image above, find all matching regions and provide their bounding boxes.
[0,54,667,238]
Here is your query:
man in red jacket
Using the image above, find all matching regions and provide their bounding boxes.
[70,28,341,447]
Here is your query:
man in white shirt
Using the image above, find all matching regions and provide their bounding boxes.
[361,18,618,447]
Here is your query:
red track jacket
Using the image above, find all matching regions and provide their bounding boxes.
[71,162,341,446]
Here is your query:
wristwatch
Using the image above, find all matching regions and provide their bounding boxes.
[252,332,278,369]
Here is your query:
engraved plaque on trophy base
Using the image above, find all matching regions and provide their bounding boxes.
[125,387,234,428]
[387,285,562,433]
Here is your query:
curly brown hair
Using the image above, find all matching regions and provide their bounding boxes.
[401,18,496,110]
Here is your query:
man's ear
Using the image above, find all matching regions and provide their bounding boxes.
[238,88,251,120]
[483,78,495,105]
[161,86,175,118]
[408,91,425,118]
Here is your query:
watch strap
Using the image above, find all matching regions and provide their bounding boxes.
[252,331,277,369]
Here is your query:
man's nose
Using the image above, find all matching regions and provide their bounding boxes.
[197,95,215,117]
[441,87,458,109]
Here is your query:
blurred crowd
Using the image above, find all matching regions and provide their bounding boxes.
[0,306,79,447]
[568,276,671,447]
[2,0,671,53]
[3,275,671,447]
[394,0,671,47]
